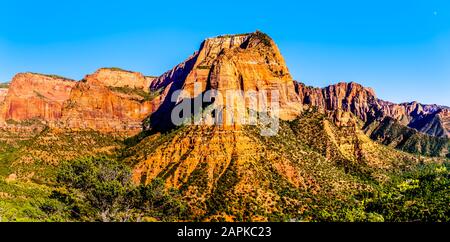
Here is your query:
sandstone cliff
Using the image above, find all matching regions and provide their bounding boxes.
[147,32,303,132]
[295,81,449,138]
[84,68,153,91]
[0,73,76,123]
[56,68,163,135]
[0,31,447,145]
[0,69,164,135]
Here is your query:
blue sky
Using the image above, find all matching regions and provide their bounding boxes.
[0,0,449,105]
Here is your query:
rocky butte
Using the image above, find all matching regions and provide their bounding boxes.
[128,32,448,194]
[148,32,302,131]
[0,73,76,123]
[0,31,448,146]
[0,68,166,135]
[55,68,163,135]
[0,31,449,222]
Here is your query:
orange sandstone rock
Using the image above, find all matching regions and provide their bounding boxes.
[0,73,76,122]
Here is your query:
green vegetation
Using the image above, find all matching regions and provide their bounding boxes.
[305,161,450,222]
[253,31,272,46]
[33,90,47,100]
[363,162,450,222]
[367,117,449,157]
[54,156,186,222]
[0,179,70,222]
[0,137,71,221]
[5,118,43,126]
[0,110,449,222]
[217,33,251,38]
[108,86,162,102]
[0,83,9,88]
[0,151,187,221]
[29,73,75,82]
[102,67,134,73]
[0,141,19,177]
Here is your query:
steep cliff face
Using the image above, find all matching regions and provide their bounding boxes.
[145,53,199,131]
[295,82,377,122]
[366,117,449,157]
[436,109,450,137]
[149,53,199,92]
[409,108,450,137]
[206,32,302,121]
[148,31,302,131]
[0,31,447,150]
[293,81,449,157]
[0,69,164,135]
[295,81,449,138]
[56,69,162,135]
[0,73,76,123]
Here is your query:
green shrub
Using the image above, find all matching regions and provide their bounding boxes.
[364,162,450,222]
[108,86,162,102]
[56,156,186,221]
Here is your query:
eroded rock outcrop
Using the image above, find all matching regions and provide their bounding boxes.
[0,69,165,135]
[0,87,8,104]
[295,81,449,138]
[0,73,76,123]
[56,69,164,135]
[0,31,447,142]
[149,31,302,131]
[85,68,153,91]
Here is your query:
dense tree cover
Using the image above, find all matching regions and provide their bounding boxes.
[307,162,450,222]
[364,162,450,222]
[54,157,449,222]
[54,157,187,222]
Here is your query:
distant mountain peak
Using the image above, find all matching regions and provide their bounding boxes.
[0,31,448,154]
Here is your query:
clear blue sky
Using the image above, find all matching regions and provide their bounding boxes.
[0,0,449,105]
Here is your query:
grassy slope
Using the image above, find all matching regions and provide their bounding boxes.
[123,111,446,221]
[108,86,162,102]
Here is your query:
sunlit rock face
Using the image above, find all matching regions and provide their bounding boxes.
[56,68,162,135]
[0,73,76,122]
[0,31,447,139]
[295,81,449,137]
[0,88,8,104]
[84,68,153,91]
[147,31,302,131]
[0,70,163,136]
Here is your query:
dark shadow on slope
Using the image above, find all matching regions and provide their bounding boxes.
[147,57,219,134]
[145,54,199,133]
[367,117,449,157]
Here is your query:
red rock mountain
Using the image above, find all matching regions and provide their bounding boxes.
[0,31,447,142]
[148,31,302,131]
[0,73,76,123]
[1,32,449,223]
[0,86,8,104]
[54,68,162,135]
[294,82,449,138]
[0,69,164,135]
